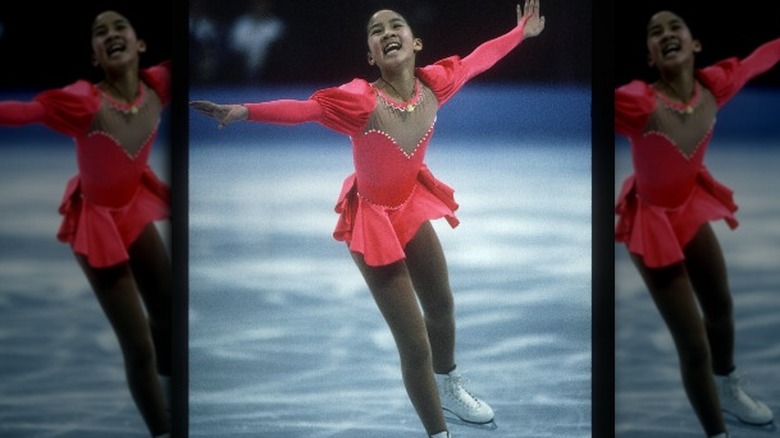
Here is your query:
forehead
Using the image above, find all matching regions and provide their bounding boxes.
[92,11,131,30]
[367,10,407,29]
[647,11,686,31]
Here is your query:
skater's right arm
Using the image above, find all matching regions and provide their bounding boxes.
[191,79,375,135]
[190,99,323,129]
[0,100,47,126]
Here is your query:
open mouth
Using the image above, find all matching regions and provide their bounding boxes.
[383,42,401,55]
[661,41,681,57]
[106,41,126,57]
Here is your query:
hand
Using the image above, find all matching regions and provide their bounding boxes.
[189,100,248,129]
[517,0,545,38]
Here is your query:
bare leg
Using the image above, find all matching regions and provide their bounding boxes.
[683,223,735,375]
[76,247,170,435]
[631,248,726,436]
[404,221,456,374]
[351,251,448,435]
[128,223,173,378]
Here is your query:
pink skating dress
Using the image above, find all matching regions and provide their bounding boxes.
[243,21,528,266]
[0,62,171,268]
[615,39,780,268]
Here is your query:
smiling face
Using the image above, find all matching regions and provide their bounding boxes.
[366,10,422,71]
[91,10,145,70]
[646,11,700,71]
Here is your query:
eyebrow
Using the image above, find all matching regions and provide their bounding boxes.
[647,17,683,33]
[368,17,406,32]
[92,18,129,33]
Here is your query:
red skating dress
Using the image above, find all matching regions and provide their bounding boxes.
[243,21,528,266]
[0,62,171,268]
[615,39,780,268]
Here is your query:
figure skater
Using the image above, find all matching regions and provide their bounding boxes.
[614,10,779,438]
[190,1,544,436]
[0,10,172,438]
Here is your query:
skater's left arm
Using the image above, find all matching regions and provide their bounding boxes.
[460,0,545,80]
[700,37,780,106]
[738,37,780,82]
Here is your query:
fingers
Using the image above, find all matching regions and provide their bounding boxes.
[189,100,217,116]
[189,100,230,129]
[521,0,539,18]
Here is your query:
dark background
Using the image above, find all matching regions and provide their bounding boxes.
[614,1,780,88]
[0,0,589,90]
[189,0,590,86]
[0,0,174,91]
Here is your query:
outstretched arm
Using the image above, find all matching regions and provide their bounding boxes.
[460,0,545,79]
[0,100,47,126]
[190,99,323,129]
[740,37,780,81]
[700,37,780,106]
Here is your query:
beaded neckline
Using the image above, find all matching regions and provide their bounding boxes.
[100,82,146,115]
[656,81,701,115]
[372,78,423,113]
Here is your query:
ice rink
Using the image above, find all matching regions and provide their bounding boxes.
[0,142,169,437]
[187,85,592,437]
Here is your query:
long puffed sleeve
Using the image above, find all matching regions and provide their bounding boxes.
[615,80,656,138]
[697,38,780,107]
[417,17,527,105]
[246,79,375,136]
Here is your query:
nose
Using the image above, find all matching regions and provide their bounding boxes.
[659,25,676,40]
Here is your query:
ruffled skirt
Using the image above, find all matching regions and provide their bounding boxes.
[333,164,459,266]
[615,166,738,268]
[56,168,170,268]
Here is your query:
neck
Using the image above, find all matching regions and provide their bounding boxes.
[658,71,696,102]
[657,59,697,101]
[378,68,416,101]
[103,68,140,102]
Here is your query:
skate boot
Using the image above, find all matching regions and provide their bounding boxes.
[715,368,774,425]
[434,367,494,424]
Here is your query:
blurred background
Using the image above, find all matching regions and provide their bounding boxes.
[189,0,590,87]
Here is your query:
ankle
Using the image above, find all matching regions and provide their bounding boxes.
[714,365,737,377]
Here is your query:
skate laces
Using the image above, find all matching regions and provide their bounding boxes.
[726,374,761,407]
[447,374,482,408]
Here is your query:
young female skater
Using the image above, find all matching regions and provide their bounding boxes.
[615,10,779,438]
[191,1,544,436]
[0,10,172,438]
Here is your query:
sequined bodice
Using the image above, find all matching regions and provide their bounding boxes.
[632,84,718,207]
[352,80,438,207]
[77,83,162,208]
